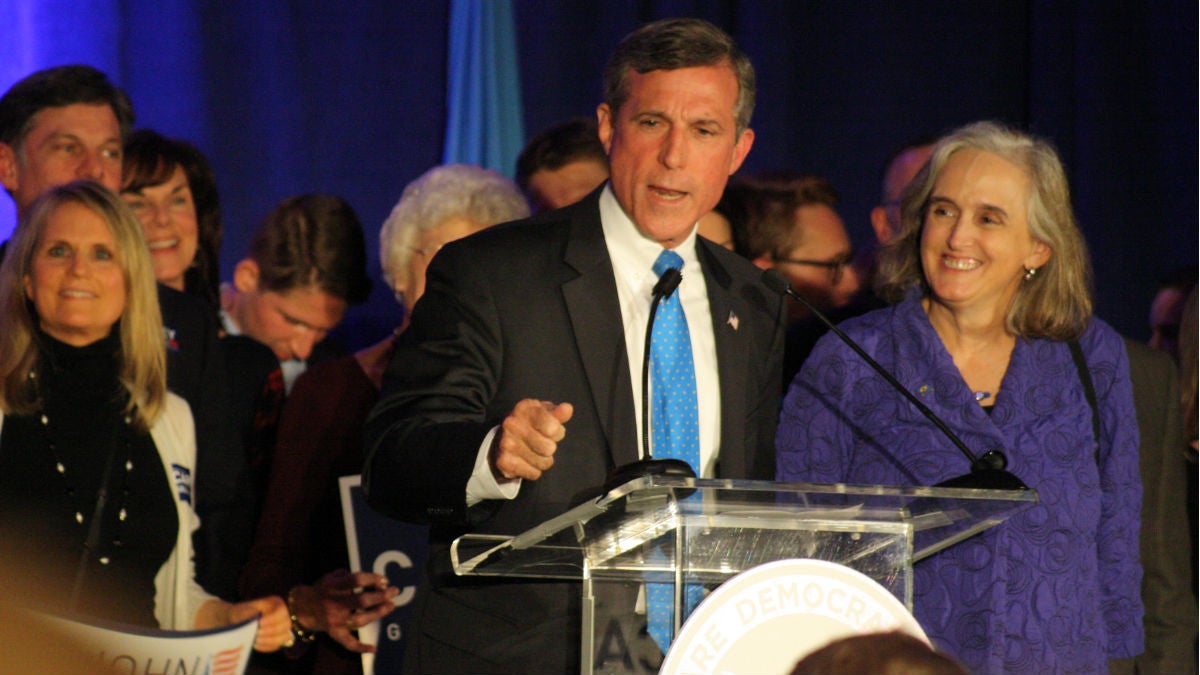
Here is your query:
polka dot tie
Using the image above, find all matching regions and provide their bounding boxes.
[646,249,701,653]
[649,249,699,469]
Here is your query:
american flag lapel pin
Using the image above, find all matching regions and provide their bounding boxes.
[727,310,739,331]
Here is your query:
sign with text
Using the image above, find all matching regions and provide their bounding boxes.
[340,474,430,675]
[40,611,257,675]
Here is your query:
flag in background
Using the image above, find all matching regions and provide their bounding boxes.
[442,0,525,177]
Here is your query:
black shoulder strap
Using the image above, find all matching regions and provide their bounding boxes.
[1068,339,1101,466]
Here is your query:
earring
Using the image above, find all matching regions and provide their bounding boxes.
[1023,266,1038,281]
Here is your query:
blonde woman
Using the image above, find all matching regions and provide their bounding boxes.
[0,181,290,650]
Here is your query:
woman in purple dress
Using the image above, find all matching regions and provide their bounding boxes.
[776,121,1142,674]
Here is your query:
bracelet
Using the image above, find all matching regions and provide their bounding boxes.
[286,588,319,644]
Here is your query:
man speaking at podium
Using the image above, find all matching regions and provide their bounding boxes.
[364,17,785,674]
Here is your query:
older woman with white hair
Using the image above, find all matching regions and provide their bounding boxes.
[0,181,291,650]
[380,163,531,326]
[240,164,528,674]
[776,122,1142,674]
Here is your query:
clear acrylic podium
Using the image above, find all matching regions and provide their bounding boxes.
[451,475,1036,674]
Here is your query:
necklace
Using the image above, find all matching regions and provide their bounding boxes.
[35,380,136,567]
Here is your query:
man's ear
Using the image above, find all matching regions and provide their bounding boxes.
[727,128,754,176]
[869,205,893,245]
[232,259,260,293]
[0,142,20,194]
[596,104,614,155]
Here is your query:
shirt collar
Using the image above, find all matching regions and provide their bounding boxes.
[599,183,700,289]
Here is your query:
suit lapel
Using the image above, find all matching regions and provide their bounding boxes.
[697,239,750,478]
[562,199,639,470]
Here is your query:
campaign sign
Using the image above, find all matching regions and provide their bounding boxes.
[339,475,429,675]
[39,611,257,675]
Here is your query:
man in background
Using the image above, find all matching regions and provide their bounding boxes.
[868,138,934,246]
[220,193,372,394]
[727,172,877,388]
[515,116,609,214]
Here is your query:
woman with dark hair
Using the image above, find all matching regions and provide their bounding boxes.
[776,121,1143,674]
[120,128,223,314]
[120,130,283,601]
[0,181,290,649]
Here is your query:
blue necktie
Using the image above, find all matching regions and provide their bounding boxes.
[649,250,699,468]
[646,249,701,652]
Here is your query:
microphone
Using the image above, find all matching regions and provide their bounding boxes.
[761,269,1026,491]
[642,267,682,459]
[594,266,696,499]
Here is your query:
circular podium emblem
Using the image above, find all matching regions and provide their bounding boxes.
[660,558,926,675]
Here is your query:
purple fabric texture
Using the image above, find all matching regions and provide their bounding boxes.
[776,294,1144,675]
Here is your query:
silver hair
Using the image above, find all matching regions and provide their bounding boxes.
[380,164,529,297]
[878,120,1092,340]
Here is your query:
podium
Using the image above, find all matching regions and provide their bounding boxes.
[451,475,1036,674]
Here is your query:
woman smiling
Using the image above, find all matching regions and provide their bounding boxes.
[0,180,291,650]
[776,122,1142,674]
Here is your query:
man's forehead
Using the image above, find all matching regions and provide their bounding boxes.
[268,286,346,328]
[792,203,850,247]
[24,103,121,143]
[624,66,734,112]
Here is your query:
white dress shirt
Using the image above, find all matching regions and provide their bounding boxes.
[218,287,305,394]
[598,186,721,476]
[466,184,722,505]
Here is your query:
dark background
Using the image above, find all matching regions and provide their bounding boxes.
[2,1,1195,346]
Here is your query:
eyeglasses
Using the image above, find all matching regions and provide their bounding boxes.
[773,251,854,285]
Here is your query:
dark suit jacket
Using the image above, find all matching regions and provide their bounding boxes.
[363,191,785,673]
[1110,339,1197,675]
[219,335,284,509]
[159,284,256,601]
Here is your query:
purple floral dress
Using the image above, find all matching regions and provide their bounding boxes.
[776,293,1143,675]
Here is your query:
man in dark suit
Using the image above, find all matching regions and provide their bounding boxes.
[1112,339,1197,675]
[364,18,784,674]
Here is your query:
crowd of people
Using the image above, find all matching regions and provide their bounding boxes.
[0,15,1193,675]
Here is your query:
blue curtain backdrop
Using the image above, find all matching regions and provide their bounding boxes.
[0,1,1195,347]
[442,0,524,175]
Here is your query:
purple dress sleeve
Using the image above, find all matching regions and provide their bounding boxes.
[1083,321,1145,660]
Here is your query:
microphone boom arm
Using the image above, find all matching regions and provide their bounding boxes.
[761,270,1019,483]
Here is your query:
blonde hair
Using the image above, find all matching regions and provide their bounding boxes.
[877,121,1092,340]
[0,181,166,430]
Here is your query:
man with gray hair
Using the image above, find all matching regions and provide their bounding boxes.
[365,18,784,673]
